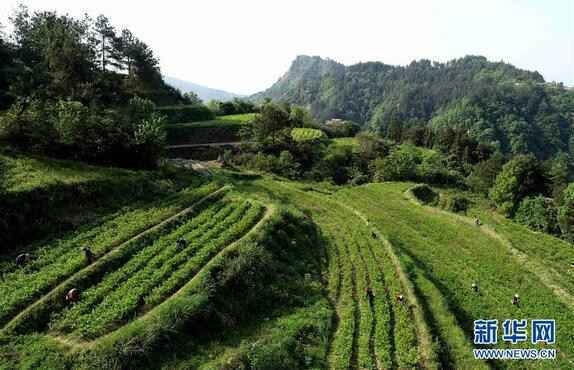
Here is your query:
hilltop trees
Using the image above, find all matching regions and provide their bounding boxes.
[489,155,547,216]
[0,6,190,168]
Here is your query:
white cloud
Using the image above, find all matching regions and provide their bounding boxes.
[1,0,572,93]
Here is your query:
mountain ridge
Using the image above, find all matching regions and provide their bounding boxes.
[164,76,243,102]
[252,54,572,159]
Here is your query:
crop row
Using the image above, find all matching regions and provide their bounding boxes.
[54,199,263,340]
[0,182,221,327]
[49,199,231,334]
[344,226,374,370]
[349,225,392,370]
[328,235,357,370]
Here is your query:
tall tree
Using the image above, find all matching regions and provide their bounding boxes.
[93,15,119,72]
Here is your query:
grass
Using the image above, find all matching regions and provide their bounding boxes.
[232,177,424,369]
[0,153,143,193]
[170,113,257,129]
[335,182,574,369]
[329,137,360,152]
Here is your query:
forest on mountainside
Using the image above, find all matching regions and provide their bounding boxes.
[254,55,574,159]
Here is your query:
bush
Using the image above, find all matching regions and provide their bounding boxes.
[515,196,558,234]
[373,146,418,181]
[157,104,215,124]
[416,151,462,186]
[489,154,547,216]
[321,119,360,138]
[558,183,574,242]
[440,195,470,213]
[0,97,167,169]
[410,184,439,205]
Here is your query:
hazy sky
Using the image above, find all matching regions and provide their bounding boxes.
[1,0,573,94]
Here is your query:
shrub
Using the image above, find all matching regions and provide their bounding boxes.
[373,146,418,181]
[277,150,301,179]
[410,184,439,205]
[515,196,558,234]
[489,154,547,216]
[440,195,470,213]
[321,119,360,138]
[133,114,168,167]
[558,183,574,242]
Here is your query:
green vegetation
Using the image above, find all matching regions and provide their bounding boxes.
[0,151,200,251]
[254,55,573,160]
[291,128,327,142]
[166,114,258,146]
[335,182,574,368]
[157,104,215,124]
[0,182,220,327]
[1,6,573,369]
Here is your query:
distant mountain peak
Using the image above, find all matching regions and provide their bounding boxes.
[164,76,243,102]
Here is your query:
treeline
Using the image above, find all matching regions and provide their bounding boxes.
[255,55,574,160]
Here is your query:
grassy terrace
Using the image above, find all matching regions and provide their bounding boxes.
[166,114,257,147]
[335,182,574,369]
[233,177,429,369]
[169,113,257,129]
[0,153,144,193]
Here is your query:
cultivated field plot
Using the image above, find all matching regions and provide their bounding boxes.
[1,185,266,344]
[291,128,327,142]
[335,182,574,369]
[245,179,429,369]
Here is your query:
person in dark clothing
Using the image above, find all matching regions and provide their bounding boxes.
[15,253,32,267]
[66,288,80,303]
[82,247,94,264]
[471,282,479,292]
[176,237,187,250]
[397,294,405,304]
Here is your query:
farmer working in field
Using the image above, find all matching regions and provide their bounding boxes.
[82,246,94,263]
[66,288,80,303]
[176,237,187,250]
[15,253,32,267]
[471,282,479,292]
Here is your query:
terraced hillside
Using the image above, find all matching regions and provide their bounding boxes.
[2,169,572,369]
[267,180,431,368]
[0,176,331,369]
[334,182,574,369]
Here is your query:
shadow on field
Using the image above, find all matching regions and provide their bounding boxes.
[390,237,502,370]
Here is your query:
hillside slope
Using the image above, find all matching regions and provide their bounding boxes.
[1,166,572,369]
